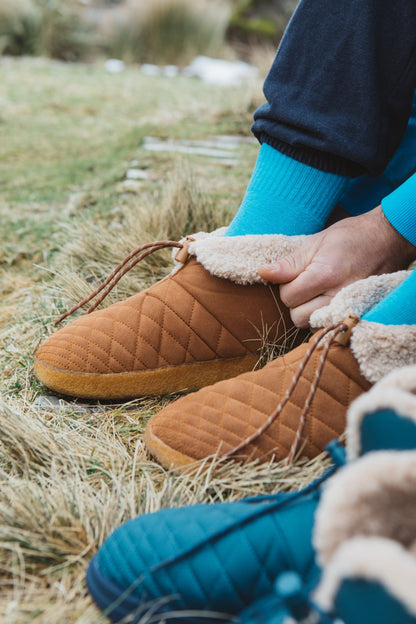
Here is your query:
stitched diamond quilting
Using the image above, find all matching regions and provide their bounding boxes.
[147,339,372,466]
[36,258,291,377]
[91,487,319,617]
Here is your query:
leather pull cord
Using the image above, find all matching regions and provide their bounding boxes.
[221,316,360,464]
[55,239,186,325]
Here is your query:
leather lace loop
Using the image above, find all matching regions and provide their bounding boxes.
[55,240,184,325]
[222,315,359,465]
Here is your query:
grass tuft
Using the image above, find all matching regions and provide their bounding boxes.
[101,0,231,66]
[0,0,41,56]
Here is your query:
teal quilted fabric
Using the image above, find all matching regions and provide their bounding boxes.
[89,473,331,619]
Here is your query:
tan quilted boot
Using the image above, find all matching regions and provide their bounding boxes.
[145,269,416,469]
[34,229,309,399]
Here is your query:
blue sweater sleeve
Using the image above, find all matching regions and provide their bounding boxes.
[382,171,416,246]
[340,90,416,216]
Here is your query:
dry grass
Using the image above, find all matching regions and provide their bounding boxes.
[0,395,330,623]
[0,56,329,622]
[102,0,231,66]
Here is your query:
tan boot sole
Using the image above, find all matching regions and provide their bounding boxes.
[145,422,196,471]
[34,354,259,399]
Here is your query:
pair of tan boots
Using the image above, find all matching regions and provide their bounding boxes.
[34,230,416,470]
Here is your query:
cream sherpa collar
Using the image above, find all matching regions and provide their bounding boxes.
[314,451,416,616]
[309,270,416,383]
[315,536,416,616]
[314,451,416,566]
[171,228,307,284]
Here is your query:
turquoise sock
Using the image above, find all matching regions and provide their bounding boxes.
[226,143,350,236]
[363,270,416,325]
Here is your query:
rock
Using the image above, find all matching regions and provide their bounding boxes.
[33,394,98,413]
[183,56,258,87]
[163,65,179,77]
[33,395,70,410]
[141,135,255,165]
[125,168,149,180]
[141,64,161,77]
[122,179,143,192]
[104,58,125,73]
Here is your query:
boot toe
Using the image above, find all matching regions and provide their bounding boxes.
[145,337,371,470]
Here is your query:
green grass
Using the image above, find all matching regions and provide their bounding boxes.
[0,57,257,270]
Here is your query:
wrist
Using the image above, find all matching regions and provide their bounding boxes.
[376,205,416,269]
[381,172,416,247]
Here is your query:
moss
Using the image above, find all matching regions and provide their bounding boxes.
[229,14,278,38]
[228,0,285,44]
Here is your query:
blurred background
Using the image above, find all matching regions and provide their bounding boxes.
[0,0,298,66]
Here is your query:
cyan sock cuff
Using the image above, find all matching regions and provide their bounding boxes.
[226,143,350,236]
[363,269,416,326]
[382,172,416,247]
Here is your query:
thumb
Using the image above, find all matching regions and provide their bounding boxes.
[258,246,313,284]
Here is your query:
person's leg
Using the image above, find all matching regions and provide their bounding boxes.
[227,0,416,237]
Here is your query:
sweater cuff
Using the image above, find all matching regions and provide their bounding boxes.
[381,172,416,246]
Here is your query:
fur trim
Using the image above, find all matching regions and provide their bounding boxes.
[346,365,416,460]
[308,271,416,383]
[314,537,416,616]
[350,320,416,384]
[313,451,416,567]
[171,229,307,284]
[310,271,410,328]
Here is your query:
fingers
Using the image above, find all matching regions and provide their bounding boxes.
[257,229,346,326]
[258,238,319,284]
[279,261,339,309]
[257,257,297,284]
[289,294,333,328]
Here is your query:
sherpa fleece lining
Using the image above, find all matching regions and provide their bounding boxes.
[313,451,416,567]
[349,320,416,384]
[314,536,416,616]
[171,228,307,285]
[346,365,416,460]
[309,270,416,383]
[310,270,411,327]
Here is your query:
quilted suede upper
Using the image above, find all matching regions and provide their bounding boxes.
[36,259,294,375]
[92,486,321,614]
[146,335,372,466]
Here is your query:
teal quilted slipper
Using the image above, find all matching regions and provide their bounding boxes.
[86,452,342,623]
[345,365,416,458]
[87,366,416,624]
[239,365,416,624]
[315,537,416,624]
[313,451,416,624]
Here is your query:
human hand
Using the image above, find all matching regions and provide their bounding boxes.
[258,206,416,327]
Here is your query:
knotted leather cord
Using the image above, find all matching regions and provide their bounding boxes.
[55,240,183,325]
[222,317,359,464]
